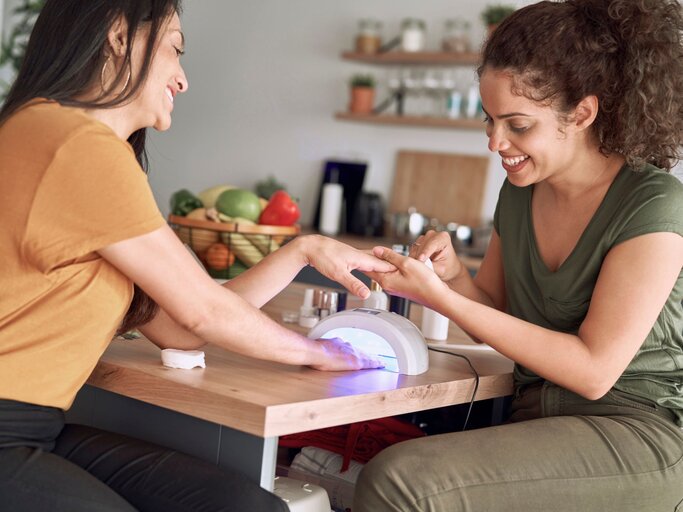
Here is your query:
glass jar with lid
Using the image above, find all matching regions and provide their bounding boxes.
[400,18,426,52]
[442,18,472,53]
[355,19,382,54]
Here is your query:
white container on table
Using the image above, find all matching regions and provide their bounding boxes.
[420,259,449,340]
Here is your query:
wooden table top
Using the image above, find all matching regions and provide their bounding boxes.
[87,283,513,438]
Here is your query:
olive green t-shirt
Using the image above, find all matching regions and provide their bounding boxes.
[493,164,683,426]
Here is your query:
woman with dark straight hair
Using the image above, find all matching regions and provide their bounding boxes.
[0,0,392,510]
[355,0,683,510]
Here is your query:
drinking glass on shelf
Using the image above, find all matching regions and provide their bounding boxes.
[423,69,443,117]
[402,68,425,116]
[442,69,462,119]
[387,68,403,94]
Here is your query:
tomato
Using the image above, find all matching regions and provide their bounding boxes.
[205,243,236,270]
[258,190,300,226]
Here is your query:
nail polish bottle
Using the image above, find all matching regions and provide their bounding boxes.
[298,288,319,328]
[388,244,411,318]
[363,280,388,310]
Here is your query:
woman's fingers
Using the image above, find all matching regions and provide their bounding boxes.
[352,250,396,273]
[311,338,385,371]
[372,246,407,266]
[338,273,371,299]
[408,235,428,260]
[308,240,396,298]
[414,231,451,261]
[339,248,397,298]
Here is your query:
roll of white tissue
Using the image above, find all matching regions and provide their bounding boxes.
[319,182,343,236]
[161,349,206,369]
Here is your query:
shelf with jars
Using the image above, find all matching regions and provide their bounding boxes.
[341,50,480,66]
[339,17,486,130]
[340,67,486,130]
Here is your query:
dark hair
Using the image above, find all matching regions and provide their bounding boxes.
[478,0,683,171]
[0,0,182,167]
[0,0,183,333]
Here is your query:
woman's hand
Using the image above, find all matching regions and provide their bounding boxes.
[309,337,385,371]
[366,246,448,307]
[409,230,464,283]
[300,235,395,299]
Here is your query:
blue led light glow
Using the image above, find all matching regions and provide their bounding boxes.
[320,327,399,373]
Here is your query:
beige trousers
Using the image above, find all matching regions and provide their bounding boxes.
[354,382,683,511]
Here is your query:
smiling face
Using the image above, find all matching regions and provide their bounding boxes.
[479,67,589,188]
[129,11,188,132]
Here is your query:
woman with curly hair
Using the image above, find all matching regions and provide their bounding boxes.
[356,0,683,510]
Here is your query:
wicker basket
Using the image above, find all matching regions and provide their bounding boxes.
[168,215,300,279]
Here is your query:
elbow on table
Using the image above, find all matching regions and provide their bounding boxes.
[174,304,216,338]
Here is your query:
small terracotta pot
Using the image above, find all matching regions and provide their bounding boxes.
[349,87,375,114]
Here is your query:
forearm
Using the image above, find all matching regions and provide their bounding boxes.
[186,284,327,366]
[446,263,497,309]
[98,227,381,371]
[137,307,207,350]
[437,289,608,399]
[222,235,309,308]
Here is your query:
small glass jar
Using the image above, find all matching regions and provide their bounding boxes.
[355,19,382,54]
[400,18,426,52]
[442,18,471,53]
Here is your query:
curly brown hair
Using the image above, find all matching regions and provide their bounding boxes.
[478,0,683,171]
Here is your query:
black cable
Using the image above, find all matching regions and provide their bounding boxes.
[428,346,480,431]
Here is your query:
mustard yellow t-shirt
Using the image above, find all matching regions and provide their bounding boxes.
[0,100,165,410]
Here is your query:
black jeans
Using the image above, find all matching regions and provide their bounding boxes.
[0,399,288,512]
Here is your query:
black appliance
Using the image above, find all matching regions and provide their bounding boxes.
[348,191,385,237]
[313,160,367,233]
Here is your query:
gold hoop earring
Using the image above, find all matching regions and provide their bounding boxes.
[120,66,131,93]
[100,55,112,92]
[100,56,131,94]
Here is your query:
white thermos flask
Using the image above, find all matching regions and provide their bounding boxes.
[420,259,449,340]
[319,170,343,236]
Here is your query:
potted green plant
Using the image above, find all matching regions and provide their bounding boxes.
[0,0,45,95]
[348,74,376,115]
[481,4,516,37]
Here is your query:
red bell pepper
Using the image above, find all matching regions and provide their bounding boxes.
[258,190,301,226]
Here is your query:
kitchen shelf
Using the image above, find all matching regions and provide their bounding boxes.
[341,51,481,66]
[335,112,485,131]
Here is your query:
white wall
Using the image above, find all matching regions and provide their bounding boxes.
[4,0,680,223]
[147,0,531,224]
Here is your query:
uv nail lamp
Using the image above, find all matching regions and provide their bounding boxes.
[308,308,429,375]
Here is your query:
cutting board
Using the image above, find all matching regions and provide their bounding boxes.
[389,150,489,227]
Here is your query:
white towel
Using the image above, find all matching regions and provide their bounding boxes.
[290,446,364,484]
